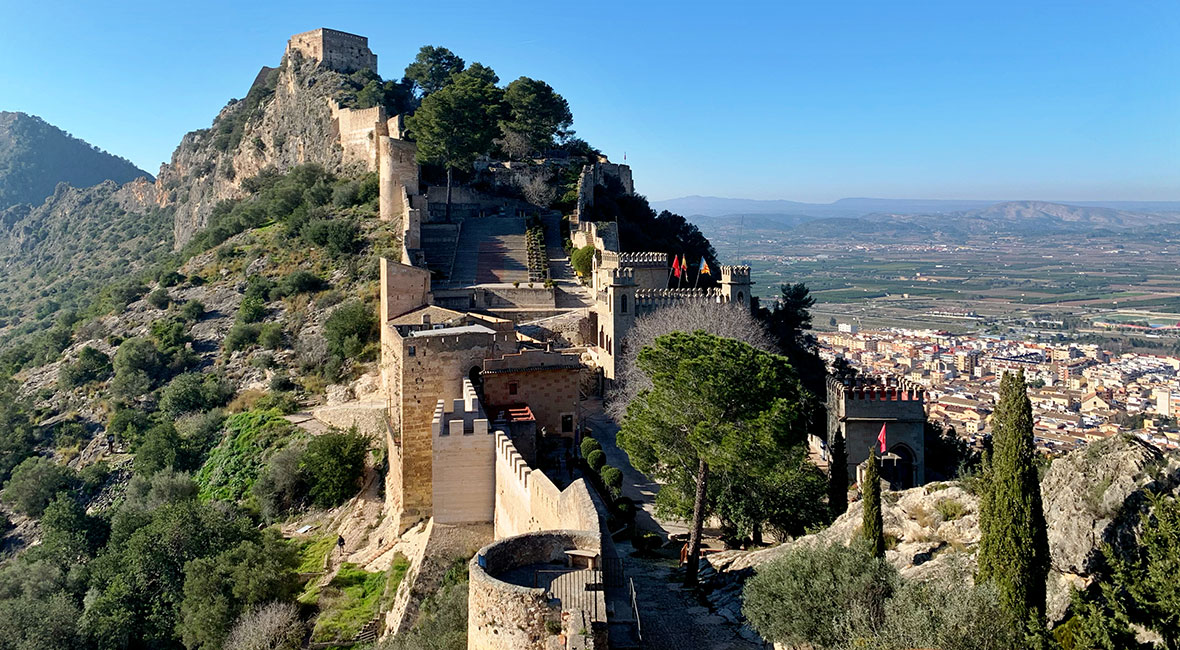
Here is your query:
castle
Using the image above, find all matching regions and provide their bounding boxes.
[826,376,928,489]
[287,29,771,648]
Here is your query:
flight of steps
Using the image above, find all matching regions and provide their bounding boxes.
[420,222,460,279]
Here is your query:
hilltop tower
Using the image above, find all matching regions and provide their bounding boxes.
[285,28,377,74]
[826,377,927,489]
[720,265,753,310]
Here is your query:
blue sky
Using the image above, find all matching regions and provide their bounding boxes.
[2,0,1177,202]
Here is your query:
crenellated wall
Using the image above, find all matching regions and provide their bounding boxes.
[286,28,378,73]
[827,376,928,488]
[493,432,604,540]
[431,379,497,524]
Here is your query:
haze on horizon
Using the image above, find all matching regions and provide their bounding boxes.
[2,0,1176,204]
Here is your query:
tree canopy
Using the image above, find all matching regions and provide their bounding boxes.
[404,46,466,97]
[618,331,814,583]
[501,77,573,155]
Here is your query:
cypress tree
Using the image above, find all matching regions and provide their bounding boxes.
[977,371,1050,628]
[862,449,884,558]
[829,432,848,518]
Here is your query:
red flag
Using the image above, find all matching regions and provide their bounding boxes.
[877,423,887,453]
[672,255,682,278]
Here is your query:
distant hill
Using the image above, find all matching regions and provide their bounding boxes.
[654,195,1180,221]
[0,111,150,210]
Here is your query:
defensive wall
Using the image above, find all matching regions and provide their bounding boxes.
[468,530,603,650]
[431,379,496,524]
[827,376,928,488]
[573,161,634,225]
[286,28,377,74]
[494,431,605,540]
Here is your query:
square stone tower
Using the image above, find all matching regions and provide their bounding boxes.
[286,28,377,74]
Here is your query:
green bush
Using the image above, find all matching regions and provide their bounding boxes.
[1,456,76,517]
[225,322,261,352]
[743,542,897,648]
[238,296,266,324]
[300,429,369,508]
[179,300,205,322]
[302,219,360,257]
[570,245,595,276]
[253,442,309,522]
[580,437,601,458]
[159,372,233,418]
[258,323,285,349]
[111,337,165,398]
[134,422,191,476]
[58,346,112,389]
[195,409,297,502]
[274,270,325,298]
[323,300,377,360]
[586,449,606,472]
[146,288,171,310]
[107,407,154,444]
[600,465,623,495]
[935,498,966,521]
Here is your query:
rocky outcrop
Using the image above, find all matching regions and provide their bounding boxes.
[705,435,1180,632]
[157,54,364,247]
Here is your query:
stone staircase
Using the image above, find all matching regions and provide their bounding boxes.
[449,216,529,286]
[420,223,460,279]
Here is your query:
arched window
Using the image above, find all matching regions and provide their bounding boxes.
[468,366,483,391]
[599,328,605,349]
[737,291,745,305]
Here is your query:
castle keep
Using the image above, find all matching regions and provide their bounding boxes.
[827,377,928,489]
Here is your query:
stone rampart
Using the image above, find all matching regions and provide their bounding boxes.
[468,530,602,650]
[332,104,387,170]
[432,380,496,524]
[493,432,603,540]
[634,288,728,314]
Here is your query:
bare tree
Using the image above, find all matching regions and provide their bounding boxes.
[223,602,305,650]
[518,169,557,208]
[606,300,776,422]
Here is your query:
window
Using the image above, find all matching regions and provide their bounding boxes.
[508,382,518,396]
[407,345,416,357]
[620,294,628,313]
[561,414,574,433]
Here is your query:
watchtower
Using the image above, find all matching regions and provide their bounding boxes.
[827,377,928,489]
[720,265,753,310]
[597,267,636,380]
[286,28,378,74]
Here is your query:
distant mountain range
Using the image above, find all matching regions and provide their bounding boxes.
[0,111,151,211]
[653,196,1180,239]
[652,195,1180,220]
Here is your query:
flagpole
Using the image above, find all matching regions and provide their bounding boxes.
[693,258,701,289]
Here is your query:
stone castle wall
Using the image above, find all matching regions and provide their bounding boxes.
[468,530,602,650]
[828,378,928,487]
[431,381,497,524]
[493,432,603,539]
[286,28,377,73]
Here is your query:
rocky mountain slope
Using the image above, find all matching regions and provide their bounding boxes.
[0,111,150,210]
[156,55,371,247]
[705,434,1180,627]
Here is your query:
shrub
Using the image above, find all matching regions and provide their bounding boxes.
[600,465,623,495]
[274,270,325,299]
[180,300,206,322]
[743,542,897,648]
[1,456,76,517]
[258,323,285,349]
[570,245,595,276]
[225,323,262,352]
[134,422,197,476]
[935,498,967,521]
[323,300,377,360]
[586,449,606,472]
[146,288,171,310]
[107,406,154,444]
[238,296,266,323]
[195,409,297,502]
[255,391,300,414]
[224,602,305,650]
[111,337,165,398]
[58,346,112,389]
[300,429,369,508]
[253,442,309,521]
[302,219,360,257]
[580,437,601,458]
[159,372,233,418]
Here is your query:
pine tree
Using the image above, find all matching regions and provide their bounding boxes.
[862,449,884,558]
[829,432,848,518]
[977,371,1050,629]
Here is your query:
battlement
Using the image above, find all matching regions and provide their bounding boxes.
[618,251,669,268]
[608,267,635,284]
[431,379,490,436]
[634,288,728,312]
[720,265,752,283]
[496,430,533,490]
[827,375,927,402]
[286,28,377,74]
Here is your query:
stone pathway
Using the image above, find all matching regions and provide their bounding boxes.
[618,541,764,650]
